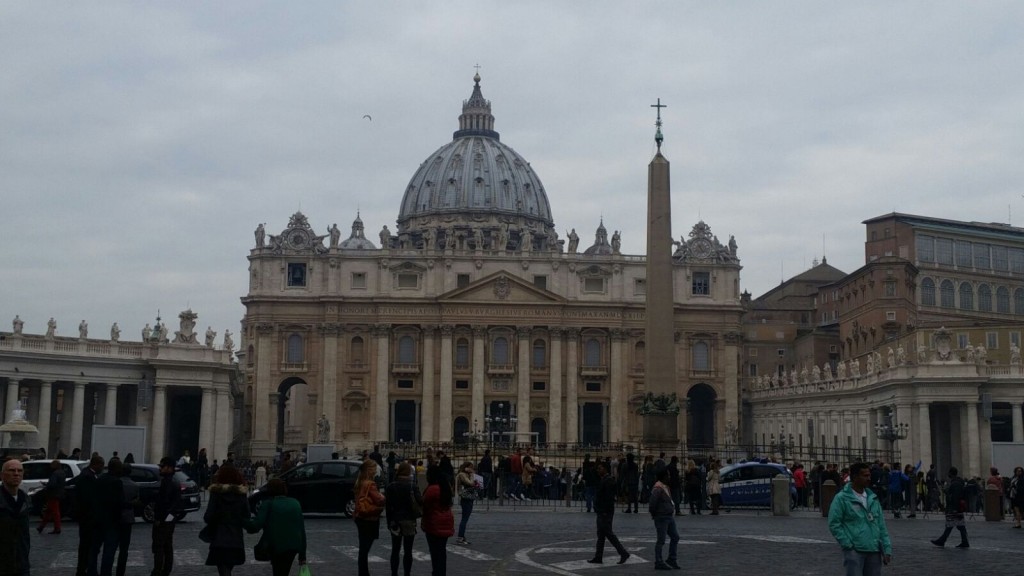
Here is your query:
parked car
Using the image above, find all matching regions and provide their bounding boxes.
[718,461,796,508]
[29,463,201,523]
[249,459,380,517]
[21,459,88,493]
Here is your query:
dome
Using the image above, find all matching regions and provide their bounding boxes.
[583,219,613,255]
[339,212,376,250]
[396,75,556,248]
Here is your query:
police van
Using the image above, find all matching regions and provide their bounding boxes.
[718,461,795,508]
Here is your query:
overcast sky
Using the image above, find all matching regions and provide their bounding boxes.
[3,2,1023,344]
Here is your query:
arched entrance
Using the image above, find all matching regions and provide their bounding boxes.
[687,384,717,449]
[276,377,308,449]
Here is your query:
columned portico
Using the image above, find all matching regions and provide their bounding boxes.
[548,328,563,443]
[438,326,454,442]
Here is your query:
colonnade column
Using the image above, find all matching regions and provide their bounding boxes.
[254,324,275,445]
[4,380,19,417]
[471,326,486,432]
[1013,402,1024,443]
[70,382,85,453]
[548,328,563,443]
[516,326,531,439]
[373,324,391,442]
[214,390,231,461]
[868,408,880,453]
[565,329,579,443]
[608,329,625,443]
[420,325,436,442]
[104,384,119,426]
[917,403,932,469]
[199,387,215,455]
[964,401,980,479]
[321,324,341,444]
[438,326,454,443]
[37,381,53,454]
[150,384,167,460]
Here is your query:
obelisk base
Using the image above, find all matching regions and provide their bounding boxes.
[642,414,679,447]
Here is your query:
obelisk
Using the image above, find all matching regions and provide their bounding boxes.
[643,99,679,446]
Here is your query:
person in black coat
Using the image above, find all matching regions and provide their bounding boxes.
[587,462,630,565]
[151,457,181,576]
[204,465,251,576]
[622,453,640,513]
[95,459,129,576]
[76,455,104,576]
[0,458,31,576]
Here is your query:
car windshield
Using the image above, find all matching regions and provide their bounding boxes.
[173,471,192,483]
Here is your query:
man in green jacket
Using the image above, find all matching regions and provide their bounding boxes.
[828,462,892,576]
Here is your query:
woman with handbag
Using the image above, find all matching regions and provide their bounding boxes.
[246,479,307,576]
[203,465,250,576]
[422,465,454,576]
[354,459,386,576]
[385,462,422,576]
[455,461,478,546]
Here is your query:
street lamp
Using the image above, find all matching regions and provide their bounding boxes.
[484,402,517,446]
[875,407,909,461]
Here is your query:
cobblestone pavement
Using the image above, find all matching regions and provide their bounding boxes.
[29,501,1024,575]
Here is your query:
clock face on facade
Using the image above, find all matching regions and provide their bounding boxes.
[289,232,306,248]
[693,238,713,259]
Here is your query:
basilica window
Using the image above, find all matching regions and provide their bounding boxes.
[533,275,547,290]
[584,338,602,367]
[987,332,998,350]
[940,280,955,308]
[351,272,366,289]
[1015,288,1024,315]
[286,334,304,363]
[457,274,471,289]
[692,341,710,371]
[997,286,1010,313]
[634,278,647,296]
[993,245,1009,271]
[351,337,365,363]
[397,273,419,289]
[921,278,936,306]
[287,263,307,287]
[492,337,510,365]
[455,338,470,369]
[1011,248,1024,274]
[974,243,991,270]
[935,238,954,265]
[916,235,934,263]
[692,272,710,296]
[397,335,416,363]
[532,339,546,369]
[959,282,974,310]
[978,284,992,312]
[583,277,605,293]
[955,241,972,267]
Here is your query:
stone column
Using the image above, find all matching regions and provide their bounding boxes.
[150,384,167,461]
[868,408,880,452]
[1013,402,1024,443]
[4,380,19,417]
[37,381,53,454]
[321,324,341,443]
[214,390,231,461]
[548,328,563,443]
[964,401,980,479]
[267,393,280,449]
[254,323,275,446]
[104,384,119,426]
[565,329,579,443]
[723,332,741,436]
[374,324,391,442]
[516,326,532,439]
[609,329,625,443]
[439,326,454,443]
[70,382,86,453]
[199,387,215,454]
[420,325,436,442]
[471,326,486,431]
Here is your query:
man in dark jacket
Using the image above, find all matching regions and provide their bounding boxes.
[587,462,630,565]
[76,455,105,576]
[582,455,599,513]
[96,459,127,576]
[477,450,494,499]
[37,459,66,534]
[622,453,640,513]
[151,457,181,576]
[0,458,30,576]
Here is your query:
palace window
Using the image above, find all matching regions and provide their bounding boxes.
[1011,332,1021,347]
[979,284,992,312]
[493,337,510,365]
[397,379,414,389]
[692,272,710,296]
[532,381,546,391]
[287,263,307,287]
[692,341,710,371]
[916,235,935,262]
[921,277,936,306]
[455,338,470,368]
[940,280,955,308]
[455,380,469,390]
[997,286,1010,313]
[397,335,416,363]
[1011,248,1024,274]
[987,332,998,350]
[532,339,546,369]
[585,381,602,392]
[748,364,758,377]
[955,241,972,267]
[584,338,602,366]
[935,238,954,265]
[351,337,365,363]
[1015,288,1024,314]
[974,243,991,270]
[287,334,304,363]
[959,282,974,310]
[993,245,1009,271]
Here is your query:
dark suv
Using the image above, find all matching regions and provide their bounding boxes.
[249,459,377,517]
[30,463,201,523]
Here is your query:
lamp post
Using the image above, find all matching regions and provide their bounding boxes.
[484,402,517,448]
[874,407,909,461]
[778,425,789,459]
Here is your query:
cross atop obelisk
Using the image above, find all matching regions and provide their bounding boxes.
[651,98,666,149]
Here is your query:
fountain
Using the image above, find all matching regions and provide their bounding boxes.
[0,401,42,460]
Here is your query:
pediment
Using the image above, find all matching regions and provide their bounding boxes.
[440,272,565,303]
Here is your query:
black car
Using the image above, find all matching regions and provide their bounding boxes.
[30,463,201,523]
[249,459,379,517]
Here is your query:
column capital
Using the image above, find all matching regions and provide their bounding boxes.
[516,326,533,339]
[255,322,275,334]
[421,324,438,336]
[372,324,391,337]
[471,325,488,338]
[439,324,455,337]
[610,328,627,341]
[548,326,564,338]
[319,322,343,335]
[564,327,580,339]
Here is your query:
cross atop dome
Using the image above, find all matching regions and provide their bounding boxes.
[455,71,498,140]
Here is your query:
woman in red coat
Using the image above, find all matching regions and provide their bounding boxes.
[421,465,454,576]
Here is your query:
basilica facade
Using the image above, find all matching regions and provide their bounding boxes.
[239,75,745,458]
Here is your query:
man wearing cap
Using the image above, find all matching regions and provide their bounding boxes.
[151,457,181,576]
[0,458,30,576]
